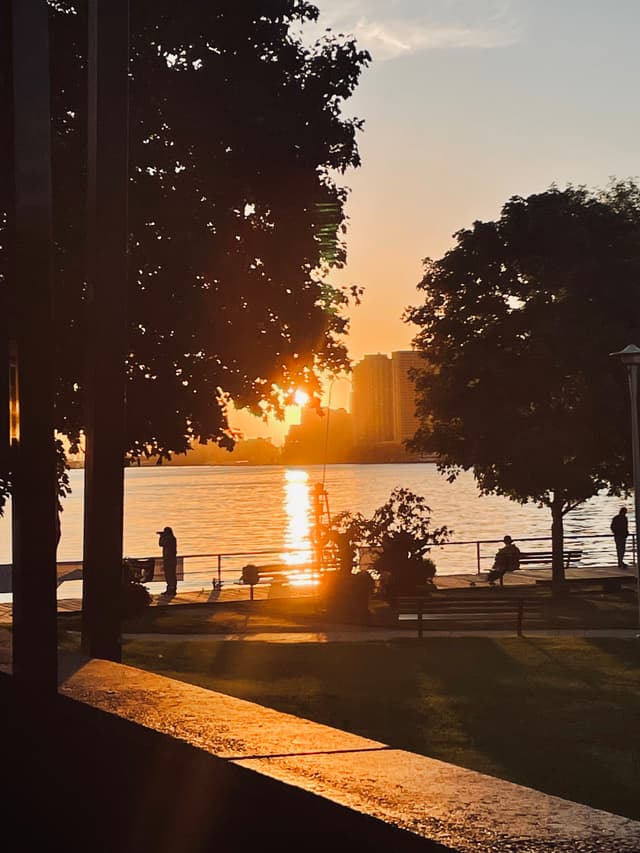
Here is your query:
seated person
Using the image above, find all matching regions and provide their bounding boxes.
[487,535,521,585]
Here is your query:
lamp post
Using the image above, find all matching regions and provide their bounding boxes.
[611,344,640,630]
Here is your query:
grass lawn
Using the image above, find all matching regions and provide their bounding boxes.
[108,631,640,822]
[54,592,640,819]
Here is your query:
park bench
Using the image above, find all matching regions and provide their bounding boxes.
[239,563,298,598]
[534,574,635,593]
[518,550,583,569]
[123,558,155,584]
[240,564,294,584]
[396,593,541,638]
[491,549,583,587]
[123,556,185,585]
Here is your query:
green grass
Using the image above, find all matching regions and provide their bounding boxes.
[54,593,640,819]
[113,633,640,821]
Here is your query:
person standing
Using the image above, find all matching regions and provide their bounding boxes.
[610,508,629,568]
[157,526,178,595]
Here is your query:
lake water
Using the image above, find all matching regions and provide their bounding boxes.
[0,463,633,592]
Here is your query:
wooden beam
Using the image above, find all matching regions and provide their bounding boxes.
[81,0,130,661]
[8,0,58,691]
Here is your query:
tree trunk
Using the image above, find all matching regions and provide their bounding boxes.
[551,495,566,597]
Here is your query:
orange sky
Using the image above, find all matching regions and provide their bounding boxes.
[234,0,640,446]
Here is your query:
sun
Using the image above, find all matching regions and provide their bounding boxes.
[293,389,309,407]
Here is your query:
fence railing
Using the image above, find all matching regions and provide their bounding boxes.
[359,532,637,577]
[135,531,638,588]
[432,531,637,575]
[1,531,634,598]
[119,548,322,591]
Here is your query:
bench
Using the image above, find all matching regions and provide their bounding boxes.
[123,556,185,584]
[123,558,155,584]
[396,594,541,638]
[491,550,583,587]
[240,564,293,584]
[239,563,300,599]
[535,574,635,593]
[519,550,582,568]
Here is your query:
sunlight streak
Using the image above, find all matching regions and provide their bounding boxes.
[282,469,313,566]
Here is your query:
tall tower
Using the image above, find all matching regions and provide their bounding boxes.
[391,350,424,444]
[351,354,393,444]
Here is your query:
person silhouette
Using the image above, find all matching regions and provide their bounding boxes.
[157,526,177,595]
[610,507,629,568]
[487,535,521,585]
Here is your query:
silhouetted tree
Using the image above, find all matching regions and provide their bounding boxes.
[332,487,450,602]
[405,182,640,590]
[1,1,369,510]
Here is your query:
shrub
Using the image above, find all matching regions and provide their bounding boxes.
[331,487,450,603]
[122,578,152,620]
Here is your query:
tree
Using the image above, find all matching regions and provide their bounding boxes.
[1,1,369,510]
[405,182,640,590]
[331,487,450,602]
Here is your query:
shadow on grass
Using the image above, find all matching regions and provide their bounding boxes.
[415,636,640,820]
[124,635,640,821]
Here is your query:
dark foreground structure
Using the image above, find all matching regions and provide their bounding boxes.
[1,674,441,853]
[3,5,640,850]
[3,651,640,853]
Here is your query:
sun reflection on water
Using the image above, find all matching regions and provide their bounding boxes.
[282,469,313,566]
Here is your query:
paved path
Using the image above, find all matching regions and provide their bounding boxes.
[123,627,640,643]
[2,621,638,673]
[0,563,635,625]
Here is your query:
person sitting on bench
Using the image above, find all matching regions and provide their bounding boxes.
[487,535,521,585]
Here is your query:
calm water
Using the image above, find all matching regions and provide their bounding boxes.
[0,463,632,588]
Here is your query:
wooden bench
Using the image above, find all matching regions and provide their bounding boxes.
[240,564,293,584]
[492,550,583,587]
[535,574,635,593]
[519,550,582,569]
[396,594,541,638]
[239,563,298,598]
[123,558,155,584]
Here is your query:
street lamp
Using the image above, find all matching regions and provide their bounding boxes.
[611,344,640,630]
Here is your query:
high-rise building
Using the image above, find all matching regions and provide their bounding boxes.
[351,353,393,444]
[391,350,425,443]
[350,350,426,449]
[283,406,354,464]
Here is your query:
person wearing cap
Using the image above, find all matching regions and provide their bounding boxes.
[157,526,177,596]
[487,535,521,585]
[610,507,629,568]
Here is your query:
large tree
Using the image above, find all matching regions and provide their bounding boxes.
[405,182,640,589]
[1,1,369,508]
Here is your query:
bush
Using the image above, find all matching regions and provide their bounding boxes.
[330,488,450,603]
[122,579,152,620]
[319,569,374,624]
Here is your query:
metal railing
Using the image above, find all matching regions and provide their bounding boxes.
[434,531,637,575]
[359,532,637,577]
[24,530,637,600]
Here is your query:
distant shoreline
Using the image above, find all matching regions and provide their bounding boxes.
[67,457,440,470]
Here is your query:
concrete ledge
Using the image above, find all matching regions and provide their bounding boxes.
[1,666,444,853]
[55,654,640,852]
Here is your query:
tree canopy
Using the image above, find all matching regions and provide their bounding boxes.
[405,182,640,584]
[1,0,369,504]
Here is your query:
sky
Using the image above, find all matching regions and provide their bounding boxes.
[231,0,640,444]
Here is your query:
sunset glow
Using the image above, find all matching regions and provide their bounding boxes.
[294,389,310,407]
[282,468,313,565]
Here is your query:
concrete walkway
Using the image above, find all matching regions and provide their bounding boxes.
[123,627,640,643]
[0,562,635,625]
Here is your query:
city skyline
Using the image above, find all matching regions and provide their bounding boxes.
[235,1,640,442]
[231,347,424,446]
